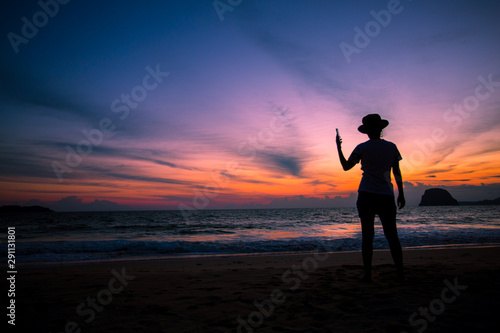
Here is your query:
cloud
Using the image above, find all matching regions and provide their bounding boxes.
[0,66,101,125]
[408,29,475,49]
[91,146,196,171]
[0,137,202,186]
[49,196,130,212]
[220,171,276,185]
[236,13,346,99]
[440,179,472,182]
[254,31,343,94]
[228,193,358,209]
[0,143,57,179]
[422,167,455,175]
[106,173,194,186]
[305,179,337,188]
[259,152,303,177]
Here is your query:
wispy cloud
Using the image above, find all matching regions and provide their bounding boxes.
[258,152,303,177]
[219,171,276,185]
[91,146,197,171]
[407,29,475,49]
[0,66,101,125]
[305,179,337,188]
[106,173,194,186]
[249,30,344,97]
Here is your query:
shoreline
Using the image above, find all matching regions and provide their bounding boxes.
[18,242,500,268]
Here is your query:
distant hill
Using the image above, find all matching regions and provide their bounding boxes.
[459,197,500,206]
[419,188,459,206]
[0,205,54,213]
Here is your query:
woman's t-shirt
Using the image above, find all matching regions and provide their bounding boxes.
[347,139,402,195]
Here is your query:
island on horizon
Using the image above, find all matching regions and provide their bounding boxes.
[0,205,54,213]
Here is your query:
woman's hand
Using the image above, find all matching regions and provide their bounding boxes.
[397,194,406,209]
[336,134,342,147]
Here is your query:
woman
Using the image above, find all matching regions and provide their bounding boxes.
[336,114,405,282]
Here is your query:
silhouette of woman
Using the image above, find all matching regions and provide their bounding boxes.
[336,114,405,282]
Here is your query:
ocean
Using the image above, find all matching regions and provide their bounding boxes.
[3,206,500,265]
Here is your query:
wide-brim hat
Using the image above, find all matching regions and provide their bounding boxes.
[358,114,389,133]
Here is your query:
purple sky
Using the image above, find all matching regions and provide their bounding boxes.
[1,0,499,211]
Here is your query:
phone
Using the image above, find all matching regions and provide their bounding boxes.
[336,128,339,136]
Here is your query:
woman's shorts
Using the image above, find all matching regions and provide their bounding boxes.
[356,191,396,220]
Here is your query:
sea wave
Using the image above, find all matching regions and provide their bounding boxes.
[17,231,500,264]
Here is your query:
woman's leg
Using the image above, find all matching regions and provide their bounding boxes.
[379,212,404,281]
[357,192,375,281]
[360,216,375,281]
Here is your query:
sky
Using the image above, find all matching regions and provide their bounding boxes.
[0,0,499,211]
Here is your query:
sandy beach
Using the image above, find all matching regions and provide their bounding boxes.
[13,246,500,333]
